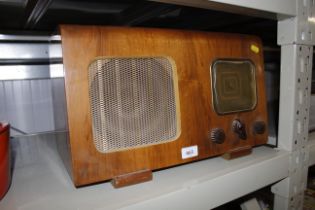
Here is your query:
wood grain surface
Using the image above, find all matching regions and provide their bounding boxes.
[111,169,152,188]
[59,25,268,186]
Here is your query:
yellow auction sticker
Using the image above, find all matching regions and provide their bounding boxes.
[250,44,260,54]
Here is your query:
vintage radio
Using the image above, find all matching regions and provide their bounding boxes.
[59,25,268,187]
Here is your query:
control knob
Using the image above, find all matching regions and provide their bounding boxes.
[232,119,247,140]
[253,121,266,134]
[210,128,225,144]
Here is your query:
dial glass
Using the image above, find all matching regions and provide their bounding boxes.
[211,59,257,115]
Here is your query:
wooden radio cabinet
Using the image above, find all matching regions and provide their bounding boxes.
[58,25,268,187]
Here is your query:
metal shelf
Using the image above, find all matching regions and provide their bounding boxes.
[152,0,296,19]
[0,136,289,210]
[0,136,314,210]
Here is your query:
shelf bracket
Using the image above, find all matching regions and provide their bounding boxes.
[272,0,315,209]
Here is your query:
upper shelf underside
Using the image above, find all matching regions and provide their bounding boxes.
[0,0,281,46]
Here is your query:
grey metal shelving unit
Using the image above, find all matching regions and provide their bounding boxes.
[0,0,314,209]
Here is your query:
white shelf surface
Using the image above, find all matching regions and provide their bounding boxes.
[0,137,290,210]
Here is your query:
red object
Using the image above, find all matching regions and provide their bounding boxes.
[0,122,10,200]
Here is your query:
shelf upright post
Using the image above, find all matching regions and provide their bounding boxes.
[271,1,315,209]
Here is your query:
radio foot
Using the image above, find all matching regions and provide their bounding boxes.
[222,146,252,160]
[111,169,152,188]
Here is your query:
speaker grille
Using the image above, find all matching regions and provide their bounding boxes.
[89,57,180,153]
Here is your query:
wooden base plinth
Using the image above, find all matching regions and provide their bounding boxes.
[111,169,152,188]
[222,146,252,160]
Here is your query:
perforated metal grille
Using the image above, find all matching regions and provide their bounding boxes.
[89,57,179,153]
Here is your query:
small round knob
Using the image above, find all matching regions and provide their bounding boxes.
[232,119,247,140]
[253,121,266,134]
[210,128,225,144]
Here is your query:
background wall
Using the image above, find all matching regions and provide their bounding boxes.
[0,78,67,136]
